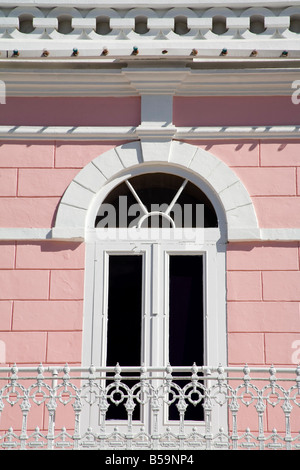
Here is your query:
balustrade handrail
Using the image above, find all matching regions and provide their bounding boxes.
[0,363,299,374]
[0,363,299,450]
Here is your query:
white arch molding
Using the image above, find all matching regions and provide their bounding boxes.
[53,140,259,241]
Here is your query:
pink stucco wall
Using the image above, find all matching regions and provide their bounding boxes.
[227,242,300,366]
[194,139,300,228]
[0,141,128,227]
[0,97,141,126]
[173,96,300,126]
[0,95,300,374]
[0,241,85,365]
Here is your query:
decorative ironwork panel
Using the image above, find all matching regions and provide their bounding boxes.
[0,363,299,450]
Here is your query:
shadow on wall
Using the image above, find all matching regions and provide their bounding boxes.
[204,141,259,152]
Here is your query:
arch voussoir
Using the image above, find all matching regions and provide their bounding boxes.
[53,140,259,241]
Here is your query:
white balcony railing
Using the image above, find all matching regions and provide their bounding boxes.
[0,364,299,450]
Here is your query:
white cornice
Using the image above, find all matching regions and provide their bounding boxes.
[1,65,300,97]
[1,125,300,141]
[0,67,139,97]
[0,125,138,140]
[122,68,189,95]
[178,66,300,96]
[175,125,300,139]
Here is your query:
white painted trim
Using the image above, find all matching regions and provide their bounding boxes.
[260,228,300,242]
[0,228,53,240]
[2,66,300,98]
[1,42,300,59]
[175,126,300,140]
[0,37,298,58]
[82,233,227,433]
[0,1,298,7]
[1,227,300,242]
[1,125,300,141]
[0,126,138,140]
[229,228,300,242]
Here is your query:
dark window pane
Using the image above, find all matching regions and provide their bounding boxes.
[95,173,218,228]
[107,255,142,365]
[176,181,218,227]
[169,255,204,366]
[169,255,204,421]
[129,173,184,211]
[106,255,142,420]
[95,182,138,227]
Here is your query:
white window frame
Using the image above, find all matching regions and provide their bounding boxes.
[83,231,226,434]
[81,161,231,436]
[84,230,224,364]
[83,171,227,434]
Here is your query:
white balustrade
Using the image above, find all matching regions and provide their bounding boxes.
[0,5,299,56]
[0,363,299,450]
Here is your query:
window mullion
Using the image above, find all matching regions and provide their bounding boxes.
[164,179,188,216]
[125,179,148,215]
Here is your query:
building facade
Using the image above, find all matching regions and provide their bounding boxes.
[0,0,299,450]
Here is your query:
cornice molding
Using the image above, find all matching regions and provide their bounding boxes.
[0,125,138,140]
[1,125,300,141]
[122,68,189,95]
[178,66,300,96]
[0,67,138,97]
[1,66,300,97]
[175,125,300,139]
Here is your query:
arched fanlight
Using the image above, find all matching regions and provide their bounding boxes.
[95,172,218,229]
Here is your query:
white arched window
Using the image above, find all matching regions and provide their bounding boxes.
[85,165,226,433]
[54,140,258,437]
[92,170,220,370]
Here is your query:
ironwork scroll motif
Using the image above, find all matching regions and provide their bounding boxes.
[0,363,299,450]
